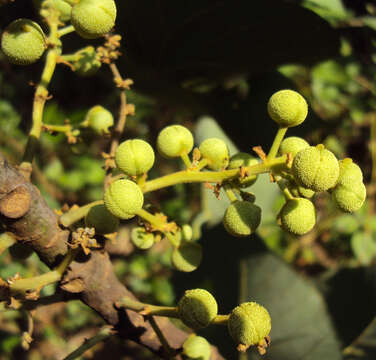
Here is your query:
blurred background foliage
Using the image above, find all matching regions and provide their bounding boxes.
[0,0,376,359]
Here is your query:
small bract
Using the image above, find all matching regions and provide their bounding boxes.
[292,145,339,192]
[104,179,143,219]
[199,138,229,170]
[229,152,259,187]
[71,0,117,39]
[223,201,261,237]
[267,89,308,127]
[115,139,155,176]
[228,302,271,348]
[1,19,46,65]
[156,125,194,158]
[178,289,218,330]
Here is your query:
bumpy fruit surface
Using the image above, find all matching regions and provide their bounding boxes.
[72,46,101,77]
[223,201,261,237]
[131,227,154,249]
[279,136,309,157]
[85,204,119,234]
[267,89,308,127]
[336,158,363,187]
[292,145,339,192]
[199,138,229,170]
[115,139,155,176]
[229,152,259,187]
[228,302,271,348]
[172,242,202,272]
[1,19,46,65]
[104,179,143,219]
[178,289,218,330]
[332,182,366,213]
[85,105,114,134]
[156,125,194,158]
[279,198,316,235]
[42,0,72,22]
[182,334,211,360]
[71,0,116,39]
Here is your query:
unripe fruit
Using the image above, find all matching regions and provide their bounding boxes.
[181,224,193,241]
[332,182,366,213]
[177,289,218,330]
[85,105,114,135]
[71,0,116,39]
[223,201,261,237]
[292,145,339,192]
[279,136,309,157]
[1,19,46,65]
[279,198,316,235]
[182,334,211,360]
[156,125,194,158]
[72,46,101,77]
[42,0,72,22]
[199,138,229,170]
[228,302,271,348]
[229,152,259,187]
[131,227,154,249]
[172,242,202,272]
[104,179,144,219]
[336,158,363,187]
[115,139,155,176]
[267,89,308,127]
[85,204,119,234]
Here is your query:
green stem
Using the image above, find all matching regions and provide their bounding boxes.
[22,23,59,165]
[59,200,103,227]
[116,297,179,318]
[9,249,78,296]
[63,327,113,360]
[43,124,72,133]
[135,209,168,230]
[148,316,176,359]
[57,25,75,37]
[267,127,288,160]
[212,314,230,325]
[223,184,238,203]
[197,158,209,170]
[143,156,287,193]
[277,180,294,201]
[180,152,192,168]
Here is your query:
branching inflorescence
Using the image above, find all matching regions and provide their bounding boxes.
[0,1,367,359]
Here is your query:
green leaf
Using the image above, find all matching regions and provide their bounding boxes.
[351,232,376,265]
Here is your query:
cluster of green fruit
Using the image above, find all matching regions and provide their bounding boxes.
[178,289,271,353]
[1,0,116,65]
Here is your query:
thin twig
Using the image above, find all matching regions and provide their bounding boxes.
[148,316,176,360]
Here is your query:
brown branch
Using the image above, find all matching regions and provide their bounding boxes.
[0,152,225,359]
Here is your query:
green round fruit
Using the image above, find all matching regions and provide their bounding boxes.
[156,125,194,158]
[279,136,309,157]
[71,0,116,39]
[178,289,218,330]
[229,152,259,187]
[115,139,155,176]
[104,179,144,219]
[131,227,155,249]
[336,158,363,187]
[228,302,271,348]
[279,198,316,235]
[42,0,72,22]
[1,19,46,65]
[172,242,202,272]
[85,204,119,234]
[332,182,366,213]
[199,138,229,170]
[292,145,339,192]
[182,334,211,360]
[85,105,114,135]
[267,89,308,127]
[223,201,261,237]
